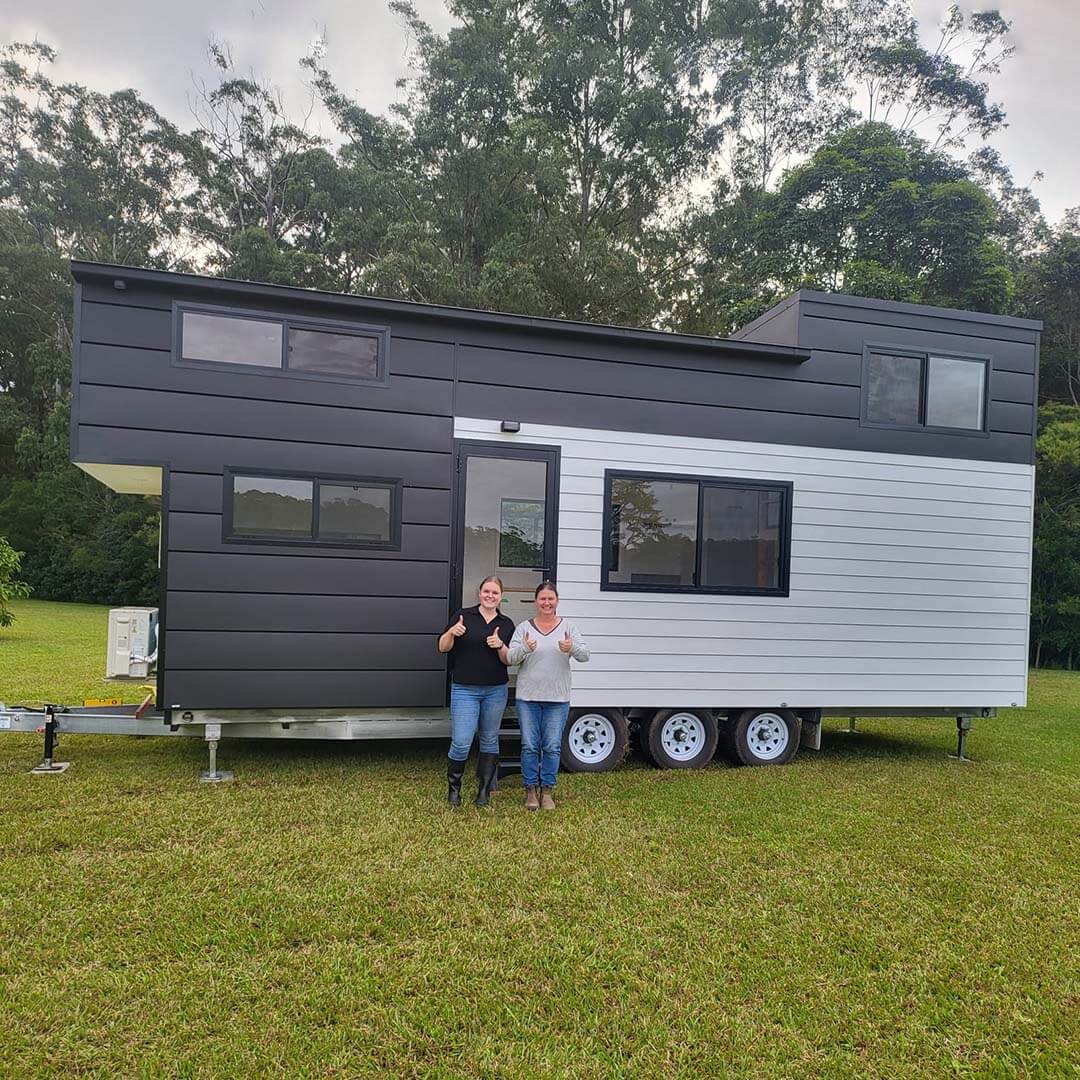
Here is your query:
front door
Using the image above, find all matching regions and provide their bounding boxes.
[452,441,560,624]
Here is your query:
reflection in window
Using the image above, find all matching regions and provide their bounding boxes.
[182,312,282,367]
[701,486,781,589]
[318,483,391,541]
[866,352,922,425]
[926,355,986,430]
[232,476,313,536]
[289,327,380,379]
[606,478,698,587]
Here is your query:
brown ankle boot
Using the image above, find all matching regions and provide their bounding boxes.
[540,787,555,811]
[525,786,540,811]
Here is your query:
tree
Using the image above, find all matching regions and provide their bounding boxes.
[1030,404,1080,668]
[676,122,1014,334]
[1016,211,1080,405]
[0,535,31,627]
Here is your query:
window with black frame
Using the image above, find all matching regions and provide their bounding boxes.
[603,472,791,595]
[178,306,389,384]
[864,349,988,432]
[227,472,399,548]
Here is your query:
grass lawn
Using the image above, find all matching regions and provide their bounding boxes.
[1,598,1078,1077]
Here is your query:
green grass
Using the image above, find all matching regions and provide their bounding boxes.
[1,599,156,707]
[1,598,1078,1078]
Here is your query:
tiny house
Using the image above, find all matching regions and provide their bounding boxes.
[64,262,1040,769]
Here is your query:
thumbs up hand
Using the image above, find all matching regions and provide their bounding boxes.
[524,631,537,653]
[559,629,573,653]
[486,627,504,649]
[449,614,467,638]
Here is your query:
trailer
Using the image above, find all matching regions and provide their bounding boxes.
[3,262,1039,776]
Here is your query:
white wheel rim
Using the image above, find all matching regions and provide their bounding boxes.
[567,713,616,765]
[660,712,707,761]
[746,712,790,761]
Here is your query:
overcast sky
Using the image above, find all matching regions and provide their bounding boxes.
[3,0,1076,225]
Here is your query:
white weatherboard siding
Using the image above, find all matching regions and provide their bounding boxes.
[456,418,1034,710]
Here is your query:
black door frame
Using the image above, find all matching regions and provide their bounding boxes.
[449,439,562,622]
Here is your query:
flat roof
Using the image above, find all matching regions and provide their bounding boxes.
[70,261,813,363]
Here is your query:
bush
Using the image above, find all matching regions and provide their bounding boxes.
[0,535,32,627]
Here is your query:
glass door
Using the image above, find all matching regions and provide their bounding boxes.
[453,442,560,621]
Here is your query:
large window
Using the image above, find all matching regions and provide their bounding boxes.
[177,304,389,385]
[602,471,792,595]
[225,470,401,549]
[863,348,988,433]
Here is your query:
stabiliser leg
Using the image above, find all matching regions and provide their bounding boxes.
[949,715,974,762]
[30,705,71,774]
[198,723,234,783]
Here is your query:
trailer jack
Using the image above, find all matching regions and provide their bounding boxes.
[949,715,974,762]
[30,705,71,774]
[198,724,234,783]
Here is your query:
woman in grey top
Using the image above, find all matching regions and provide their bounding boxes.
[506,581,590,811]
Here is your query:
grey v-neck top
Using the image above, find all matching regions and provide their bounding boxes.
[506,618,590,702]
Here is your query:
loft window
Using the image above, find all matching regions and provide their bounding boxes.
[602,471,792,596]
[226,470,401,549]
[863,348,988,433]
[177,305,389,384]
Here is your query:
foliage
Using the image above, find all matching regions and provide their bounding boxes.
[1030,404,1080,669]
[1015,210,1080,405]
[0,535,31,627]
[676,122,1014,334]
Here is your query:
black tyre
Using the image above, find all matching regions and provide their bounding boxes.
[644,709,719,769]
[561,709,628,772]
[727,708,801,767]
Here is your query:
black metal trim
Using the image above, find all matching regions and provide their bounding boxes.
[157,467,170,707]
[600,469,793,597]
[173,301,391,388]
[860,342,992,437]
[222,466,403,550]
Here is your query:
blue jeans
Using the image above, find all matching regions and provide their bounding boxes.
[448,682,507,761]
[517,700,570,789]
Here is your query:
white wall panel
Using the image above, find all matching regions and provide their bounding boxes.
[455,417,1033,709]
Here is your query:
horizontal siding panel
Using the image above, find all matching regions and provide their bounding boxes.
[168,551,448,597]
[581,654,1026,676]
[555,597,1028,626]
[167,512,451,562]
[78,426,452,488]
[566,619,1026,643]
[801,299,1039,345]
[81,301,171,350]
[792,523,1030,552]
[802,311,1038,363]
[460,383,1031,465]
[458,345,860,417]
[988,400,1036,435]
[166,592,449,633]
[79,385,452,453]
[555,540,1031,571]
[573,672,1023,692]
[165,669,446,709]
[990,369,1035,404]
[79,343,453,414]
[791,557,1029,584]
[569,690,1025,708]
[588,636,1026,659]
[166,631,441,671]
[564,591,1021,614]
[793,507,1028,535]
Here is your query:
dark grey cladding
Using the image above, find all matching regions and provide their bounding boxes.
[68,262,1040,711]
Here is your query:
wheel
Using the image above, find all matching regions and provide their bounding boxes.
[644,709,718,769]
[727,709,801,767]
[561,709,628,772]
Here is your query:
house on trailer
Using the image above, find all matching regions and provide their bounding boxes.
[68,262,1040,769]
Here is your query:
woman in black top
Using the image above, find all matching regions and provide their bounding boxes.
[437,575,515,806]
